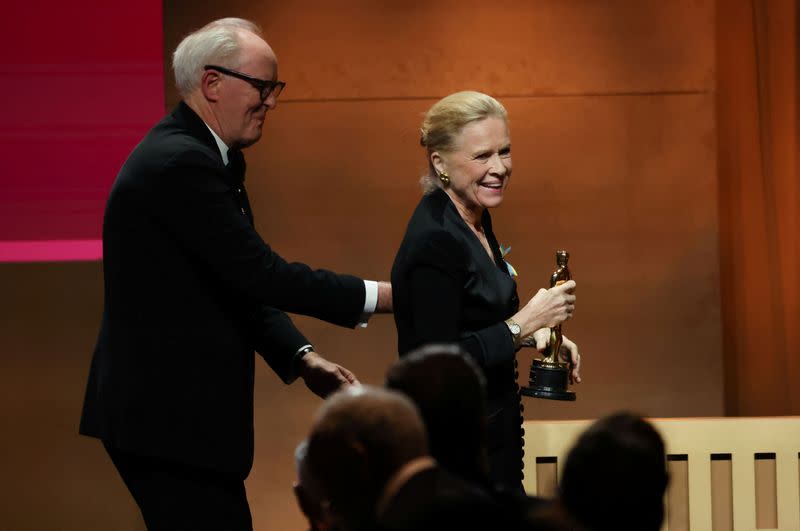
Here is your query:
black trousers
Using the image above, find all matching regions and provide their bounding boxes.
[104,443,253,531]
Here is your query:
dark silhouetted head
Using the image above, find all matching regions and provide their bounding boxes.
[306,386,428,531]
[386,343,490,486]
[559,412,668,531]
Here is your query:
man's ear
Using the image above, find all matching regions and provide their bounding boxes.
[200,70,222,102]
[430,151,447,175]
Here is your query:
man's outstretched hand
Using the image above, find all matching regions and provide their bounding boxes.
[300,351,360,398]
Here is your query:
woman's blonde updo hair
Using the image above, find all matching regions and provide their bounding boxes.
[419,91,508,193]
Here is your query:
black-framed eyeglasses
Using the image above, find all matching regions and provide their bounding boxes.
[204,65,286,101]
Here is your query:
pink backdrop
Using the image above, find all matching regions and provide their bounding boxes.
[0,0,164,262]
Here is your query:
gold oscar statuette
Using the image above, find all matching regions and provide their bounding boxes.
[521,250,576,401]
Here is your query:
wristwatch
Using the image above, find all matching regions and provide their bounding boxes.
[291,344,315,381]
[505,319,522,350]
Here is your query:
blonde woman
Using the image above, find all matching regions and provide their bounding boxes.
[391,91,580,491]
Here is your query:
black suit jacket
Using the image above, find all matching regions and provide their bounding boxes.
[391,188,524,489]
[80,102,366,476]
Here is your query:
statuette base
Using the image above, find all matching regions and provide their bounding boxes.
[521,359,576,401]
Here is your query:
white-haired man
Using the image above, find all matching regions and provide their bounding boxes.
[80,18,390,529]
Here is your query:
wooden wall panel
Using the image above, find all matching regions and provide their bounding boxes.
[247,92,722,426]
[165,3,719,527]
[164,0,714,106]
[716,0,800,416]
[0,2,719,530]
[0,263,144,531]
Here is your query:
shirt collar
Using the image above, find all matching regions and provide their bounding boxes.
[203,122,231,165]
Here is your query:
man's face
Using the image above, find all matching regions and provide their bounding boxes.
[216,32,279,149]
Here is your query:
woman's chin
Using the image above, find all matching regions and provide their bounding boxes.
[478,192,505,209]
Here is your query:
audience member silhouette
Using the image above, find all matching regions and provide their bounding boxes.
[293,439,337,531]
[305,386,499,531]
[385,343,490,486]
[558,412,669,531]
[385,343,550,529]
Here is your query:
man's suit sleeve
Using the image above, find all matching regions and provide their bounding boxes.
[150,149,365,328]
[245,304,309,384]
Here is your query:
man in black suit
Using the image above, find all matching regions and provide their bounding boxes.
[79,17,390,530]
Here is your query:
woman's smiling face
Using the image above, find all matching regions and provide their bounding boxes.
[432,116,512,216]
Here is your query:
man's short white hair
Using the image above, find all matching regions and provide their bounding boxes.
[172,18,262,97]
